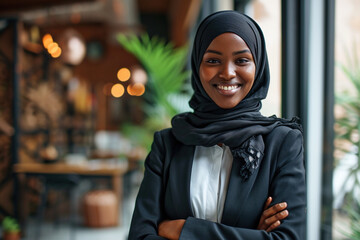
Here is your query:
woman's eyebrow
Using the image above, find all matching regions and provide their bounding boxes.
[204,49,251,55]
[233,49,251,55]
[205,49,222,55]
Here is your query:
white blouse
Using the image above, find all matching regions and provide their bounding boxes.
[190,144,233,223]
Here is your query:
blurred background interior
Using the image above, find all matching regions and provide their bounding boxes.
[0,0,359,239]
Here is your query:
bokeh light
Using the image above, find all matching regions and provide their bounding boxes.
[117,68,131,82]
[51,47,62,58]
[43,36,62,58]
[127,83,145,96]
[47,42,59,54]
[111,83,125,98]
[132,66,148,84]
[42,33,53,49]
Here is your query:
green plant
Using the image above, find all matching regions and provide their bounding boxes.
[334,49,360,204]
[335,49,360,239]
[339,201,360,240]
[1,216,20,233]
[117,33,191,150]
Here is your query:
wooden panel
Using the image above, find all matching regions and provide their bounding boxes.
[169,0,202,47]
[0,20,15,218]
[0,0,95,13]
[14,162,128,175]
[137,0,170,13]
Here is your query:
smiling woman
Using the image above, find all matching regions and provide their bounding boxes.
[128,10,306,240]
[199,33,256,109]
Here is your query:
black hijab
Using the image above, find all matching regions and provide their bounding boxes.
[171,11,301,181]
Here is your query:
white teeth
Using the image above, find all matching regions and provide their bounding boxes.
[217,85,239,90]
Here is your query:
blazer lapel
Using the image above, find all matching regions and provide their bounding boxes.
[221,158,259,226]
[165,144,195,219]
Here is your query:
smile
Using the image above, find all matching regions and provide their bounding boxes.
[216,84,240,91]
[213,84,242,96]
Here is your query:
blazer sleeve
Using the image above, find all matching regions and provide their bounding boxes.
[128,131,168,240]
[179,129,306,240]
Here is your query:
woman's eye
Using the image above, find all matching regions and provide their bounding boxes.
[235,58,249,64]
[205,59,220,64]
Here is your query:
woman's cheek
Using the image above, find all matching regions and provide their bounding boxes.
[200,66,216,82]
[243,65,256,82]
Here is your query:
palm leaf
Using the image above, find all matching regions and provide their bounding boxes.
[334,46,360,211]
[340,201,360,239]
[117,33,191,150]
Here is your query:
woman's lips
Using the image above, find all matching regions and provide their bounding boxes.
[214,84,242,95]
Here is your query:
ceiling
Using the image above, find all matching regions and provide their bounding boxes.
[0,0,201,46]
[0,0,95,13]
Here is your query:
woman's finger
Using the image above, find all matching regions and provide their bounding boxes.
[263,197,272,210]
[257,199,288,231]
[262,202,287,219]
[264,210,289,226]
[266,220,281,232]
[257,197,273,230]
[257,197,272,230]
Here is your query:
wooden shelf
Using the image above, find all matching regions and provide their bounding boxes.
[13,161,128,176]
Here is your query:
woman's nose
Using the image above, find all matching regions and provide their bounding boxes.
[219,63,236,80]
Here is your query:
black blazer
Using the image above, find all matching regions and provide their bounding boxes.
[128,126,306,239]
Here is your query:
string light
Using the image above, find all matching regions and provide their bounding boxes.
[111,83,125,98]
[51,47,62,58]
[117,68,131,82]
[42,34,53,49]
[127,83,145,96]
[42,33,62,58]
[47,42,59,54]
[108,67,147,97]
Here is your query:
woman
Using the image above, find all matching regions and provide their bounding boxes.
[128,10,306,239]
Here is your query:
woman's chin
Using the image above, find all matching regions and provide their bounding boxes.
[215,100,241,109]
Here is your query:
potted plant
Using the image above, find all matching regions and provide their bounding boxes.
[117,33,191,151]
[1,216,21,240]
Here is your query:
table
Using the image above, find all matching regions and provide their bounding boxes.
[13,160,129,234]
[14,160,128,201]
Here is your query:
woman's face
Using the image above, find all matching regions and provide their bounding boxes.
[199,33,256,109]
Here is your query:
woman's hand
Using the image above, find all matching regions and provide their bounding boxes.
[158,219,186,240]
[257,197,289,232]
[158,197,286,238]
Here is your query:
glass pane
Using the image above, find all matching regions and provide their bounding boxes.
[333,0,360,239]
[242,0,282,117]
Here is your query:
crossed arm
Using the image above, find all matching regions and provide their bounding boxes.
[158,196,289,240]
[128,129,306,240]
